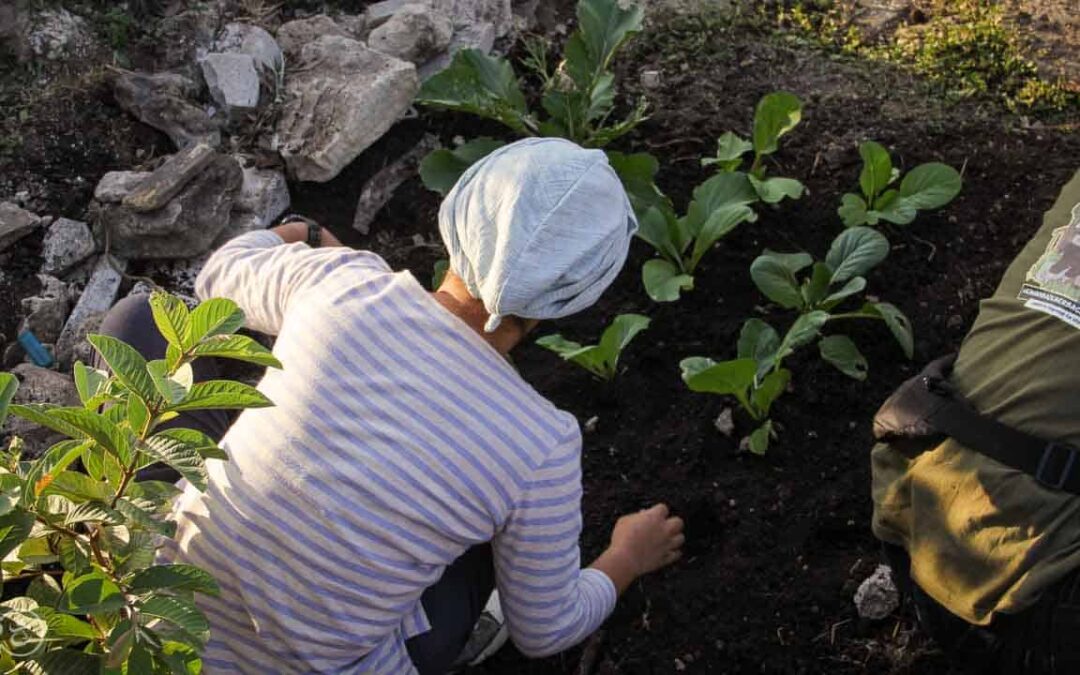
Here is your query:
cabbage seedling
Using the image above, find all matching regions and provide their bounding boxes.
[838,141,962,227]
[537,314,651,381]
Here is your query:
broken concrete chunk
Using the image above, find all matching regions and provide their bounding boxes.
[20,275,70,344]
[215,22,283,74]
[94,171,153,203]
[276,36,418,183]
[854,564,900,620]
[368,4,453,64]
[55,255,125,368]
[201,53,261,112]
[0,202,42,252]
[113,71,221,149]
[122,143,216,213]
[40,218,95,275]
[276,15,350,60]
[237,166,290,228]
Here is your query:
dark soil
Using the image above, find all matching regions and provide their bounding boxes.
[293,14,1079,675]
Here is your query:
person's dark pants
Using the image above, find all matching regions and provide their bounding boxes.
[98,293,497,674]
[884,543,1080,674]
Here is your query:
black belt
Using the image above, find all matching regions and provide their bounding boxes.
[874,355,1080,495]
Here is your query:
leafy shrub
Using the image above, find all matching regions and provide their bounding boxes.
[0,292,279,672]
[637,92,805,303]
[416,0,658,207]
[680,227,912,454]
[537,314,650,381]
[838,141,961,228]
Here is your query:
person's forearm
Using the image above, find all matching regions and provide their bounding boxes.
[271,221,343,247]
[588,547,639,596]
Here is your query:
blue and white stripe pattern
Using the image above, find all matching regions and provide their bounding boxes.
[159,231,616,673]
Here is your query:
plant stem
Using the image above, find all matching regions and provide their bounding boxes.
[828,312,882,321]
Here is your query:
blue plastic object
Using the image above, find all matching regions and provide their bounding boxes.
[17,330,54,368]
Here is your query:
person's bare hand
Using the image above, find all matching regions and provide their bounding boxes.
[609,503,685,576]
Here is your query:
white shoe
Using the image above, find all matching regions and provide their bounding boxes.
[452,591,509,669]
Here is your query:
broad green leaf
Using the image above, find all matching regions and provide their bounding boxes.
[8,404,84,440]
[58,538,91,577]
[115,498,176,537]
[147,360,193,405]
[189,335,281,369]
[105,619,135,668]
[154,428,226,461]
[801,262,833,307]
[595,314,650,376]
[750,253,810,309]
[63,501,122,527]
[635,206,687,265]
[27,574,62,608]
[586,98,648,147]
[72,361,109,408]
[17,536,57,566]
[138,595,210,645]
[188,299,244,344]
[824,227,889,283]
[418,138,505,196]
[0,602,48,658]
[683,173,758,239]
[0,481,19,518]
[748,175,804,204]
[766,251,815,274]
[776,310,830,362]
[24,650,102,674]
[535,334,589,361]
[642,259,693,303]
[41,408,131,464]
[128,565,220,596]
[751,369,790,419]
[417,49,531,133]
[141,436,208,491]
[0,510,33,561]
[819,334,868,380]
[61,572,125,614]
[158,640,202,675]
[170,380,272,412]
[751,92,802,156]
[702,132,752,172]
[87,334,158,404]
[689,204,755,271]
[680,358,757,396]
[127,480,184,508]
[865,302,915,359]
[607,151,668,217]
[45,613,97,641]
[127,391,149,436]
[41,471,110,502]
[573,0,645,74]
[0,373,18,427]
[432,259,449,291]
[858,141,893,201]
[747,420,774,456]
[838,192,869,227]
[149,292,191,350]
[821,276,867,309]
[897,162,962,210]
[737,319,780,364]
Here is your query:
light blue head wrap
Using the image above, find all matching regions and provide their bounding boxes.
[438,137,638,332]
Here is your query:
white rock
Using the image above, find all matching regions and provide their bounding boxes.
[237,166,290,228]
[276,15,350,59]
[201,53,261,111]
[20,275,70,344]
[26,8,97,61]
[0,202,42,252]
[214,22,283,74]
[40,218,95,275]
[640,69,661,90]
[365,0,410,28]
[854,564,900,620]
[276,36,419,183]
[368,4,453,64]
[55,256,126,369]
[94,171,152,203]
[714,408,735,437]
[430,0,512,40]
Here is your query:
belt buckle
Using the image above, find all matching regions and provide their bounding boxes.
[1035,442,1079,490]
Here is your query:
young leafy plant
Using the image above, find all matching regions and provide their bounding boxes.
[416,0,656,204]
[0,291,280,672]
[838,141,962,227]
[702,91,806,205]
[536,314,650,381]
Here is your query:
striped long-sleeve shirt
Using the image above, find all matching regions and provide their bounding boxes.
[159,231,616,673]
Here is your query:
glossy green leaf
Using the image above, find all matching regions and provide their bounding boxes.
[607,151,668,217]
[801,263,832,307]
[127,392,149,436]
[418,138,506,196]
[819,334,868,380]
[748,175,804,204]
[595,314,650,373]
[689,204,755,272]
[821,276,867,309]
[635,206,687,266]
[683,173,758,239]
[72,362,109,408]
[147,360,193,405]
[417,49,531,133]
[189,335,281,369]
[865,301,915,359]
[573,0,644,74]
[140,436,208,491]
[701,132,752,172]
[736,318,780,364]
[169,380,272,412]
[751,92,802,156]
[0,373,18,427]
[61,572,125,614]
[750,254,808,310]
[642,259,694,303]
[87,335,158,404]
[680,358,757,396]
[138,595,209,645]
[128,565,220,596]
[26,574,62,609]
[0,510,34,561]
[188,299,244,344]
[858,141,893,201]
[898,162,962,210]
[115,498,176,537]
[431,259,449,291]
[824,227,889,284]
[148,292,191,351]
[838,192,869,227]
[24,650,102,674]
[154,428,226,461]
[41,408,131,464]
[776,310,830,362]
[747,420,774,456]
[751,369,790,419]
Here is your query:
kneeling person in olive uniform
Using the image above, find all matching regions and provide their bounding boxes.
[871,169,1080,673]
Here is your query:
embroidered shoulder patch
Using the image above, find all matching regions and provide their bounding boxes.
[1020,202,1080,329]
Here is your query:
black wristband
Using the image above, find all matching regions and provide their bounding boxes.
[277,214,321,248]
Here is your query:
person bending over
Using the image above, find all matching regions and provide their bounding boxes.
[96,138,685,674]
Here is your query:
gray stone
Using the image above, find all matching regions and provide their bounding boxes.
[122,143,216,213]
[277,15,350,60]
[0,202,42,252]
[276,36,419,183]
[365,0,410,28]
[352,135,437,234]
[40,218,95,275]
[94,171,153,203]
[854,564,899,620]
[139,255,208,301]
[418,21,496,78]
[215,23,283,75]
[368,4,453,64]
[214,213,265,249]
[431,0,513,40]
[55,255,126,369]
[92,154,243,259]
[201,53,261,112]
[20,275,70,344]
[236,166,290,228]
[4,364,80,458]
[26,8,98,62]
[713,407,735,437]
[640,69,661,90]
[113,71,222,149]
